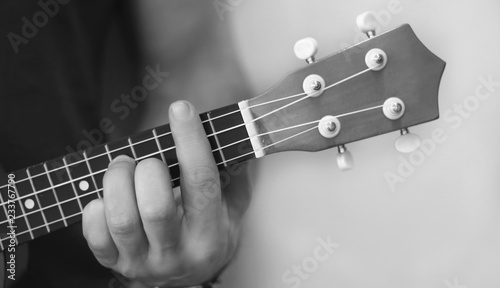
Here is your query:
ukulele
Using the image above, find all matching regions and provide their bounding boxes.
[0,13,445,287]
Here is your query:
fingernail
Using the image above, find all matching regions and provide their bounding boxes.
[109,155,135,166]
[171,101,192,120]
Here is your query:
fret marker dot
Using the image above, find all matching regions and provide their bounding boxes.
[25,199,35,210]
[79,180,90,192]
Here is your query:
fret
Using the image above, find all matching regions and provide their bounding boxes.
[47,159,70,184]
[107,138,134,160]
[104,144,113,162]
[133,129,164,162]
[43,162,68,228]
[204,104,255,166]
[200,114,224,166]
[83,150,100,199]
[206,112,228,167]
[87,145,109,195]
[26,167,50,235]
[62,156,84,224]
[155,124,173,148]
[152,129,167,163]
[63,157,84,213]
[87,145,110,172]
[128,137,138,160]
[48,158,80,226]
[12,169,34,242]
[65,154,97,209]
[156,125,180,187]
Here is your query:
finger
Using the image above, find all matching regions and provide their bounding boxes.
[82,199,118,267]
[169,101,221,230]
[135,158,181,252]
[103,155,148,260]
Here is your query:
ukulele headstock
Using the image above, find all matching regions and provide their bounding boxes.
[244,13,446,170]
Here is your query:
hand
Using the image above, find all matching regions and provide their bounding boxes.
[82,101,251,287]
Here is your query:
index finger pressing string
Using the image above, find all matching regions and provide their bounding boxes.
[169,101,222,232]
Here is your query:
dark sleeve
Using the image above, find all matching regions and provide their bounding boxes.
[0,1,140,287]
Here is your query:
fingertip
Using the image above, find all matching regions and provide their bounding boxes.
[84,197,104,212]
[135,157,173,200]
[103,155,136,198]
[170,101,193,121]
[136,157,168,173]
[109,155,136,167]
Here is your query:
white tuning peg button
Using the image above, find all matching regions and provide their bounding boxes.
[294,37,318,63]
[337,145,354,171]
[395,128,421,153]
[356,11,378,38]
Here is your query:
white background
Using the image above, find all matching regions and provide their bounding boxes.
[219,0,500,287]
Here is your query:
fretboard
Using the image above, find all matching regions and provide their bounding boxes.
[0,103,256,250]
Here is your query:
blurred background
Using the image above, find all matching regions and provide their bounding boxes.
[217,0,500,287]
[6,0,498,286]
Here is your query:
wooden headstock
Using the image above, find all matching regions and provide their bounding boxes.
[245,24,445,167]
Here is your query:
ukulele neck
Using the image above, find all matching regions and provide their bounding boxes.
[0,102,260,250]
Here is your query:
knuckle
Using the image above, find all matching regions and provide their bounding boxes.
[82,198,99,214]
[107,214,138,237]
[96,255,117,268]
[187,240,226,268]
[150,254,186,276]
[184,166,220,192]
[141,203,177,224]
[116,263,139,279]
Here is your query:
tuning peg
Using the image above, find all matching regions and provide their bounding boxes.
[356,11,378,38]
[294,37,318,64]
[395,128,421,153]
[337,145,354,171]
